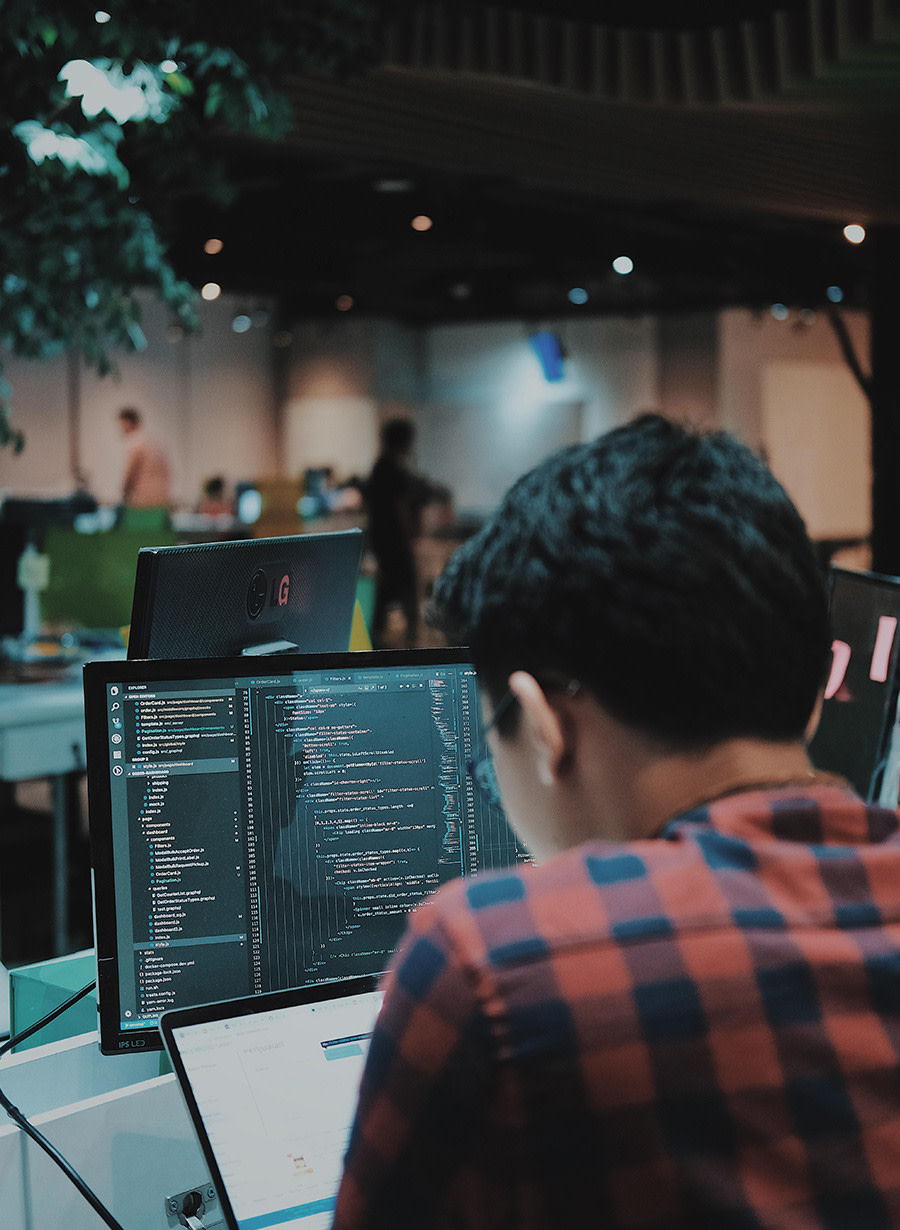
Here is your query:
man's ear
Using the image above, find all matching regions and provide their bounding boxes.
[508,671,568,786]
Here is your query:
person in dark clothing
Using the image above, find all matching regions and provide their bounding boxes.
[365,419,425,647]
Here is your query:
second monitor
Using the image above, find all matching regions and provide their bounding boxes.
[127,528,363,659]
[809,565,900,802]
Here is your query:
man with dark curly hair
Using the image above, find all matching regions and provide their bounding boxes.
[333,414,900,1229]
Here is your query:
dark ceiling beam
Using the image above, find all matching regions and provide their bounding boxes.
[281,67,900,225]
[378,1,900,108]
[172,0,897,321]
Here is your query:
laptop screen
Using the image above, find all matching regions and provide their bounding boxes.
[161,978,382,1230]
[85,647,527,1053]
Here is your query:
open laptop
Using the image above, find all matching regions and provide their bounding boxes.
[160,976,382,1230]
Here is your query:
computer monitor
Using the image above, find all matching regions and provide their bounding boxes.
[809,566,900,801]
[127,529,362,659]
[0,493,98,536]
[84,647,527,1054]
[0,524,26,640]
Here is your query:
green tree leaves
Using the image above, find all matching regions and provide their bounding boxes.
[0,1,408,452]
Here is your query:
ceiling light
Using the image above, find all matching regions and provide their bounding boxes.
[568,287,589,305]
[335,295,354,311]
[232,314,252,333]
[826,285,844,303]
[771,303,789,320]
[843,223,866,244]
[160,60,178,74]
[411,215,433,232]
[612,256,634,275]
[94,10,111,22]
[201,282,221,301]
[204,238,223,255]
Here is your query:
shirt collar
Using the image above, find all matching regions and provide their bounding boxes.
[662,782,900,847]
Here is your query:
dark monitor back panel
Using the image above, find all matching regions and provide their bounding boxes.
[127,529,362,659]
[84,647,527,1053]
[809,566,900,800]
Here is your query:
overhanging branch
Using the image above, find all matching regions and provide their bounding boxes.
[826,304,872,402]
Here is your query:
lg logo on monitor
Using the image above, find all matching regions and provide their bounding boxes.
[247,566,291,619]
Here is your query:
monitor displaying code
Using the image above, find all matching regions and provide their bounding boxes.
[90,652,525,1046]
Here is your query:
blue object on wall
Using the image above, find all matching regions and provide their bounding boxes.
[529,330,565,382]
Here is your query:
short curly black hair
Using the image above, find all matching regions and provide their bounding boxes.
[431,413,830,748]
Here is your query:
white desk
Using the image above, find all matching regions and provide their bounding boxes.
[0,676,86,955]
[1,1031,214,1230]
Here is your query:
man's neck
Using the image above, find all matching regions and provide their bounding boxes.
[561,701,817,848]
[627,738,819,839]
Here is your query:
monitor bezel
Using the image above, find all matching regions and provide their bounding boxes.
[85,646,480,1055]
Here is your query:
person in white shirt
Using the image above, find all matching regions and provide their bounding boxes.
[117,406,172,509]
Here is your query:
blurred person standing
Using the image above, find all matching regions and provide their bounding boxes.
[118,406,172,509]
[365,418,448,648]
[365,419,420,647]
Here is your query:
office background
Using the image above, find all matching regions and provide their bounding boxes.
[0,293,873,549]
[0,0,892,969]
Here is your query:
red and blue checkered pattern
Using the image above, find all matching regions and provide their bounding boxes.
[333,785,900,1229]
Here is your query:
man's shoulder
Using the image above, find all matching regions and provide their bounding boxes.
[434,835,705,905]
[418,837,715,962]
[418,787,900,973]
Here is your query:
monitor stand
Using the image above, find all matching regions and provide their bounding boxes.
[240,639,302,656]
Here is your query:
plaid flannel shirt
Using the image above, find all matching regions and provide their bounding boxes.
[332,785,900,1229]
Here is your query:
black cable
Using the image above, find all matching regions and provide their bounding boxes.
[0,977,128,1230]
[0,978,94,1061]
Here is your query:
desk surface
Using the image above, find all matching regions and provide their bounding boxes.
[0,679,85,781]
[0,650,123,776]
[0,676,84,728]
